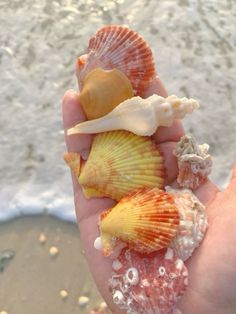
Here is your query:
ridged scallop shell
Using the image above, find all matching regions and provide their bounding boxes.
[109,248,188,314]
[63,152,81,177]
[166,186,208,261]
[78,130,165,201]
[79,68,134,120]
[77,25,156,96]
[174,135,212,190]
[100,188,179,256]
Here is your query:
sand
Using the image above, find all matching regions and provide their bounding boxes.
[0,215,107,314]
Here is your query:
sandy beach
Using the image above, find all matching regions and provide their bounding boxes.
[0,0,235,313]
[0,216,107,314]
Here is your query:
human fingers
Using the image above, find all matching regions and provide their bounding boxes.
[194,180,219,206]
[62,89,92,157]
[225,164,236,190]
[62,90,115,223]
[158,141,178,184]
[153,120,185,144]
[143,75,168,98]
[62,90,123,313]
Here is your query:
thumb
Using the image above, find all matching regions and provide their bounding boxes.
[227,164,236,189]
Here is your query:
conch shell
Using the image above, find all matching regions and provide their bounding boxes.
[173,135,212,190]
[79,68,133,120]
[100,188,179,256]
[64,130,165,201]
[77,25,156,96]
[68,94,199,136]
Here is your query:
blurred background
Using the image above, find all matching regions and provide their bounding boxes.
[0,0,235,313]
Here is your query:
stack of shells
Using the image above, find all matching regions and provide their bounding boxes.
[64,25,210,314]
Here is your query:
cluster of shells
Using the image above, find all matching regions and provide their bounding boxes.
[65,25,212,314]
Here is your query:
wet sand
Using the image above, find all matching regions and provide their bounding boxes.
[0,215,107,314]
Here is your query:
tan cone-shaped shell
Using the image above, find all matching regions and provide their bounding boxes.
[79,68,133,120]
[78,130,165,201]
[100,188,179,256]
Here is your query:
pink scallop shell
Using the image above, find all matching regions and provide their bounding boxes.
[109,248,188,314]
[77,25,156,96]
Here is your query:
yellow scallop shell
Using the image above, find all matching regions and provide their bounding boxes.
[78,130,165,201]
[79,68,133,120]
[100,188,180,256]
[63,152,81,177]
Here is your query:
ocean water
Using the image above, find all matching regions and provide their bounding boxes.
[0,0,235,222]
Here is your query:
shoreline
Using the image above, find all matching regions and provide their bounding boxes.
[0,215,105,314]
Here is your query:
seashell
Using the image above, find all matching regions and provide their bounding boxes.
[77,25,156,96]
[166,186,208,261]
[174,135,212,190]
[79,67,134,120]
[63,152,81,178]
[68,94,199,136]
[90,302,109,314]
[109,248,188,314]
[78,130,165,201]
[99,188,179,256]
[78,295,90,308]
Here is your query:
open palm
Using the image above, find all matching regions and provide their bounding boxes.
[62,78,236,314]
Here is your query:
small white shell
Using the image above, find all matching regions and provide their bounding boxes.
[78,296,89,308]
[49,246,59,257]
[125,267,139,285]
[166,186,208,261]
[174,135,213,190]
[60,289,68,300]
[113,290,125,305]
[94,237,102,251]
[67,94,199,136]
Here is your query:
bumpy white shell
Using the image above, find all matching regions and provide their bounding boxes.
[174,135,212,190]
[166,186,208,261]
[68,95,199,136]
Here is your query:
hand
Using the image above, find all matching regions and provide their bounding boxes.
[62,78,236,314]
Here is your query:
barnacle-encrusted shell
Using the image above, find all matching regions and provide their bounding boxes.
[68,94,199,136]
[77,130,165,201]
[174,135,212,190]
[100,188,179,256]
[109,248,188,314]
[77,25,156,96]
[166,186,208,261]
[79,68,133,119]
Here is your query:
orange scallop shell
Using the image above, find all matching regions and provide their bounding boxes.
[100,188,180,256]
[77,25,156,96]
[79,67,134,119]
